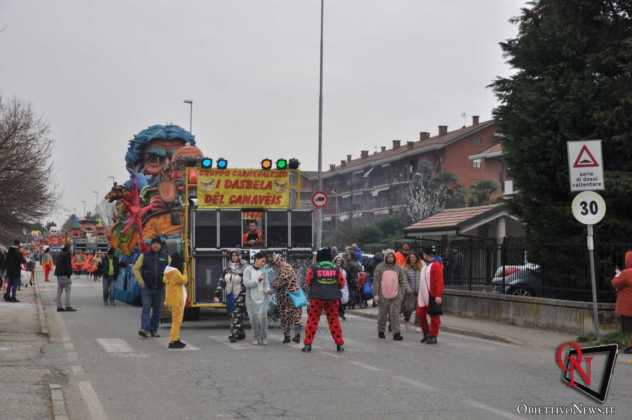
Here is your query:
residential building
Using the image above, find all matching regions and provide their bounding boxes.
[321,116,505,231]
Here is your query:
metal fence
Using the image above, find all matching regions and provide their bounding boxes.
[406,238,625,303]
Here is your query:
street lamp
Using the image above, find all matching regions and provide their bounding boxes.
[184,100,193,133]
[315,0,325,250]
[92,190,99,211]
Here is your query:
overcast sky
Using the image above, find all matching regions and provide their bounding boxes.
[0,0,526,223]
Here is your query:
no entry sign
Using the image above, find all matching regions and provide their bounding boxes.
[311,191,328,208]
[567,140,604,191]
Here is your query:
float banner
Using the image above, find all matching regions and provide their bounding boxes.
[197,168,290,208]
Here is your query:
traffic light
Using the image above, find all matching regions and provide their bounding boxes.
[276,159,288,170]
[261,158,273,170]
[217,158,228,170]
[288,158,300,170]
[201,158,213,168]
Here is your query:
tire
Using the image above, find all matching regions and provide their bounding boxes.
[183,307,200,321]
[510,287,533,297]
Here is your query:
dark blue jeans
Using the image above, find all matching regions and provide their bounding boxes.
[4,275,19,299]
[140,287,164,333]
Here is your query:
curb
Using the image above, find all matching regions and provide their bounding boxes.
[33,281,49,337]
[49,384,69,420]
[347,309,521,345]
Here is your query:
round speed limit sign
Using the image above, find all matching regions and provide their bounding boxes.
[572,191,606,225]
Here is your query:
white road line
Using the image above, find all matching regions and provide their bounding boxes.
[71,365,85,375]
[464,398,524,420]
[78,381,108,420]
[316,350,341,359]
[350,361,383,372]
[209,336,262,350]
[393,375,437,392]
[96,338,133,353]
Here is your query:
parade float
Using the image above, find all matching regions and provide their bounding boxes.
[107,123,314,317]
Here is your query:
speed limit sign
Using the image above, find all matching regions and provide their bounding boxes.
[572,191,606,225]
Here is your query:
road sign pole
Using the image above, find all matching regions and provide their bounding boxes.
[586,224,600,339]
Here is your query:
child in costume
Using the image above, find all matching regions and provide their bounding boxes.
[163,253,188,349]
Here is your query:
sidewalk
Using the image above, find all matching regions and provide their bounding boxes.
[0,280,55,420]
[348,306,577,350]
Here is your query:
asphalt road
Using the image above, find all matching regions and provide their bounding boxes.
[37,276,632,420]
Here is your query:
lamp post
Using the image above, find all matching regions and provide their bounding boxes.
[92,190,99,212]
[316,0,325,250]
[184,100,193,133]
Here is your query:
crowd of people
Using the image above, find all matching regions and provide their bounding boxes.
[5,235,632,355]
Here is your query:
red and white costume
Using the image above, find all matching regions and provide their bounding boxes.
[416,260,445,337]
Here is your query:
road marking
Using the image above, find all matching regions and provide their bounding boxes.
[464,398,524,420]
[209,336,262,350]
[78,381,108,420]
[316,350,342,359]
[71,365,85,375]
[393,375,437,391]
[350,361,383,372]
[96,338,133,353]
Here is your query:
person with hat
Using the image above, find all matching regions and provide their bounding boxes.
[133,237,169,338]
[271,253,303,344]
[374,249,410,341]
[243,252,272,345]
[417,247,445,344]
[163,253,188,349]
[302,247,346,352]
[225,250,248,343]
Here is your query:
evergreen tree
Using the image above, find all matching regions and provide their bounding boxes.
[492,0,632,254]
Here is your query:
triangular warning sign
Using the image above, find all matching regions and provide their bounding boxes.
[573,145,599,168]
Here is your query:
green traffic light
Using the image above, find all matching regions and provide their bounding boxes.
[276,159,288,170]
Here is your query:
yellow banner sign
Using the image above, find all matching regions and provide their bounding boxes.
[197,168,290,208]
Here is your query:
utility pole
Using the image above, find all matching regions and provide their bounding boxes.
[316,0,325,250]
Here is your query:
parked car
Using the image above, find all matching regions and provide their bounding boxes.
[492,263,542,296]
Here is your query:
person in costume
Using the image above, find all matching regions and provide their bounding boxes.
[417,248,445,345]
[302,247,346,353]
[243,252,271,345]
[225,251,248,343]
[374,249,410,341]
[271,254,303,344]
[163,253,188,349]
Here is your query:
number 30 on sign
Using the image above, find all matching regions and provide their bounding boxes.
[571,191,606,225]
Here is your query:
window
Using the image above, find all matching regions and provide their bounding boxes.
[471,138,481,145]
[194,211,217,248]
[291,211,312,248]
[219,211,241,248]
[267,211,289,248]
[472,158,482,169]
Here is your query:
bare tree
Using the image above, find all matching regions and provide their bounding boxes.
[0,97,57,244]
[406,160,461,223]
